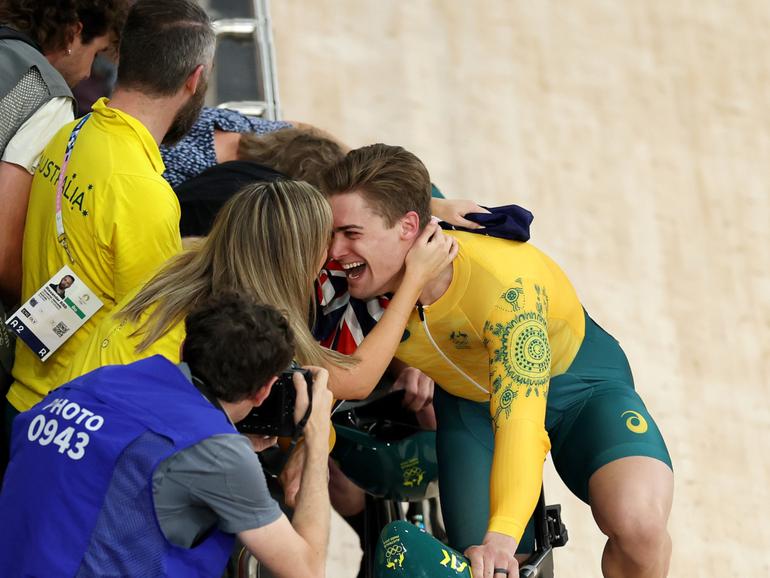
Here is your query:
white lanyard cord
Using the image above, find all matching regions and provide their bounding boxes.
[55,113,91,264]
[417,304,489,395]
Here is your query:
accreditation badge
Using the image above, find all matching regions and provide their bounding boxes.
[4,265,103,361]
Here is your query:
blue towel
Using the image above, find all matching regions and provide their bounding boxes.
[439,203,533,241]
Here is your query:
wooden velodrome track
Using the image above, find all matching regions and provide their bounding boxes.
[268,2,770,576]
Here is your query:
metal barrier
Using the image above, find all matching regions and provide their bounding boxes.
[203,0,282,119]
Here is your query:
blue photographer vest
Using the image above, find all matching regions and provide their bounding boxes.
[0,355,236,577]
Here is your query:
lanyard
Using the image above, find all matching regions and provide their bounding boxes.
[416,303,489,395]
[55,113,91,264]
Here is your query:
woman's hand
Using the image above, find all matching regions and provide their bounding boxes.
[431,198,490,229]
[403,222,459,288]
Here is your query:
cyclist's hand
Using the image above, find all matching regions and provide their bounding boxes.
[391,366,434,412]
[464,532,519,578]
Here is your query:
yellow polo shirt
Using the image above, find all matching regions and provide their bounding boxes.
[396,231,585,542]
[8,98,182,411]
[63,290,184,383]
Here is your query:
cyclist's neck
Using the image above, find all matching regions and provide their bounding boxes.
[418,262,453,306]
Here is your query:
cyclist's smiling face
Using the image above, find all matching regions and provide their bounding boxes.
[328,191,412,300]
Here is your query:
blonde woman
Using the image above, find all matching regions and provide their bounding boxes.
[65,179,457,399]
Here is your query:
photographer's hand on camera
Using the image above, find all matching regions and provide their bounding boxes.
[281,367,333,508]
[241,366,332,578]
[295,366,333,452]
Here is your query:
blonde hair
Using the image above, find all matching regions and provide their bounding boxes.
[119,180,353,368]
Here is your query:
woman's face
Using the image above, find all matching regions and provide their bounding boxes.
[55,29,112,88]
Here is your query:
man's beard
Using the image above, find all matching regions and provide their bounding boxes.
[162,77,208,146]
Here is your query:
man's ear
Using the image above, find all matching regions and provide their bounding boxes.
[184,63,206,95]
[251,375,279,407]
[398,211,421,241]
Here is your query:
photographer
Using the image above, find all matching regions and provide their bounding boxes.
[0,292,333,578]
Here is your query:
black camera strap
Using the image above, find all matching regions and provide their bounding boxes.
[289,380,313,447]
[191,374,234,425]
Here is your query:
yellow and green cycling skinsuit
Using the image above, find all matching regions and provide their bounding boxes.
[395,231,671,551]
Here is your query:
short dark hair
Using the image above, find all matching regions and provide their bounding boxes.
[182,292,295,403]
[320,143,432,229]
[0,0,129,53]
[116,0,214,96]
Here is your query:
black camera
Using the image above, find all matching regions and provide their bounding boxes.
[237,366,313,437]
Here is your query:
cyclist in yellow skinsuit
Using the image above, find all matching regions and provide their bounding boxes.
[321,144,673,578]
[397,232,584,542]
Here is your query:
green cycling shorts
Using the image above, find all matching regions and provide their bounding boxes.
[433,310,672,553]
